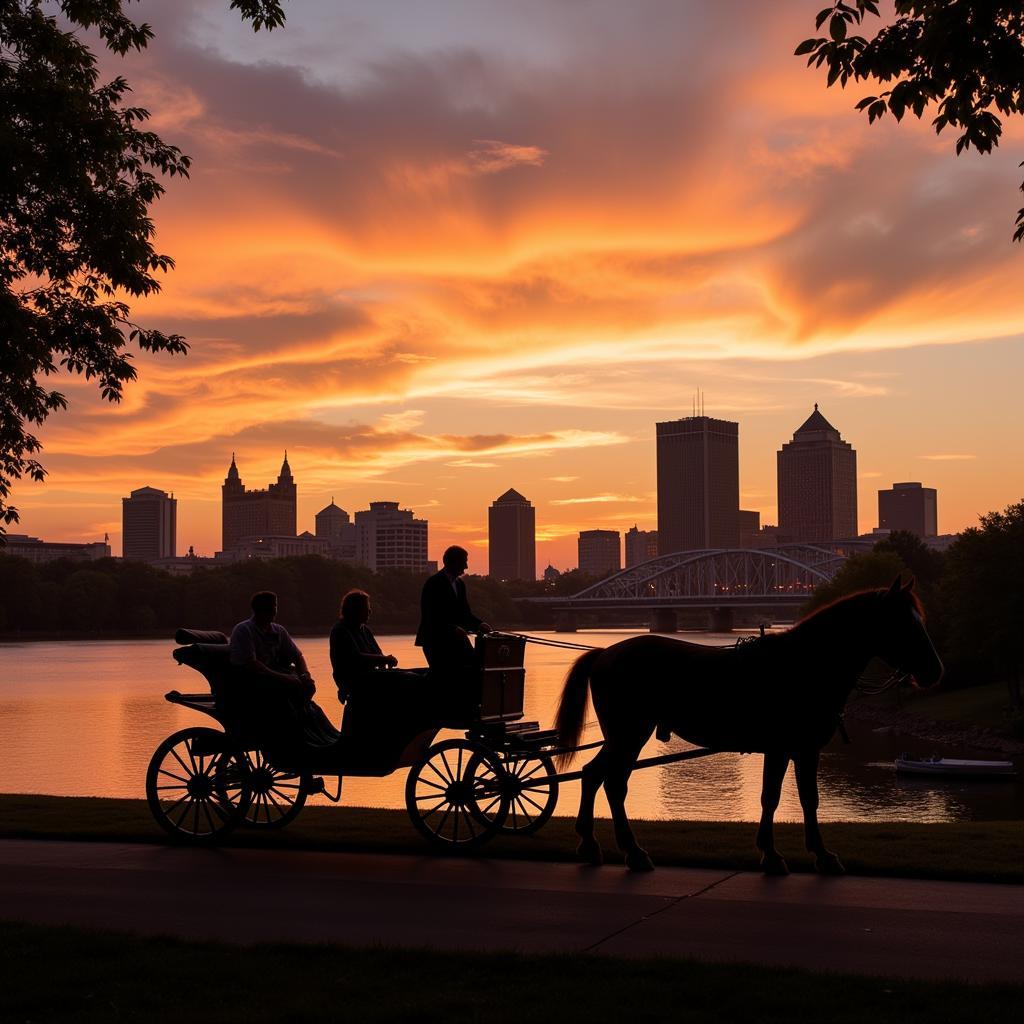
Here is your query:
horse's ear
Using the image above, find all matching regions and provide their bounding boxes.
[887,577,902,597]
[902,575,916,593]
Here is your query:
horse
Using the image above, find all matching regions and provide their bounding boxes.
[555,578,943,874]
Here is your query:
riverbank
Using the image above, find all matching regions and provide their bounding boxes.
[845,681,1024,756]
[2,794,1020,883]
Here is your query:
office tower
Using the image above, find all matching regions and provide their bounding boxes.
[624,525,658,567]
[878,482,938,537]
[578,529,621,577]
[315,500,358,560]
[122,486,176,561]
[738,509,761,548]
[656,415,739,554]
[354,501,429,572]
[221,453,297,552]
[488,488,536,581]
[777,405,858,542]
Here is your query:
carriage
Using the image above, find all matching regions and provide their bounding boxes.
[146,628,568,850]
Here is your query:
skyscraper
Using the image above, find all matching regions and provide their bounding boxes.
[221,453,297,552]
[578,529,621,576]
[656,415,739,554]
[354,501,429,572]
[624,525,658,567]
[777,405,858,542]
[878,482,937,537]
[488,488,536,581]
[122,486,176,561]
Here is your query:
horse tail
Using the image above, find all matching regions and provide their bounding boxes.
[555,648,603,764]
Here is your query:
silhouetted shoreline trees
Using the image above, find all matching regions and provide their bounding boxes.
[0,554,598,639]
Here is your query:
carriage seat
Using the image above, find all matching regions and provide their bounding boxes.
[174,628,229,645]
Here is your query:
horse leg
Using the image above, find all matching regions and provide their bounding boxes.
[793,750,844,875]
[604,740,653,873]
[574,748,607,865]
[756,751,790,875]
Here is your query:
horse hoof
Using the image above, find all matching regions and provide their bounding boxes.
[760,853,789,876]
[625,848,655,873]
[815,851,845,876]
[577,838,603,866]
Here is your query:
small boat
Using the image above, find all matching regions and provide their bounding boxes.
[895,755,1018,779]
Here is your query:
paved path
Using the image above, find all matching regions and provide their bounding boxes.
[1,839,1022,983]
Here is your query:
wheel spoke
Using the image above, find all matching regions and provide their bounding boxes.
[426,760,450,787]
[169,746,194,779]
[518,790,546,813]
[461,807,476,840]
[438,751,456,784]
[158,768,190,784]
[269,785,296,805]
[435,803,454,837]
[156,784,188,791]
[416,777,447,793]
[420,797,448,819]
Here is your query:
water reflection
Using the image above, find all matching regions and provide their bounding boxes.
[0,633,1019,822]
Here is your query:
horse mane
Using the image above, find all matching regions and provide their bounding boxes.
[795,585,925,630]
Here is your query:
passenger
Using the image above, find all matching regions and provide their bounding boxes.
[229,591,334,750]
[415,545,493,675]
[329,589,398,703]
[229,590,315,699]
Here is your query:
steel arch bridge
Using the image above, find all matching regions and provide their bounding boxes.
[563,541,872,608]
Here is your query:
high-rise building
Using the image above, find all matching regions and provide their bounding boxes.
[488,488,536,581]
[122,487,176,561]
[878,482,937,537]
[738,509,761,548]
[656,415,739,554]
[315,500,357,560]
[354,501,429,572]
[777,405,857,542]
[624,525,658,567]
[221,453,296,552]
[578,529,621,577]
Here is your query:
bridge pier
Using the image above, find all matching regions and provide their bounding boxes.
[651,609,677,633]
[554,610,578,633]
[709,607,734,633]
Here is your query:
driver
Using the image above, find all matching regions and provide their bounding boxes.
[415,545,493,674]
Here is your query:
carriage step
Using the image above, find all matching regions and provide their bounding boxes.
[504,721,540,733]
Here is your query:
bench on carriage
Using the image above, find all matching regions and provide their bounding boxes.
[146,629,562,850]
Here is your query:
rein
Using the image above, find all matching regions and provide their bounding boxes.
[500,632,601,652]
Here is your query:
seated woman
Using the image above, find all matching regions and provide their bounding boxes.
[329,589,399,702]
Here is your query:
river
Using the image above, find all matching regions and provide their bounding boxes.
[1,631,1020,822]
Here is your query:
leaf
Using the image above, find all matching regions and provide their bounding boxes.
[830,15,848,42]
[795,39,818,56]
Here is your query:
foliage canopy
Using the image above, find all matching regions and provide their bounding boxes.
[0,1,285,533]
[798,1,1024,241]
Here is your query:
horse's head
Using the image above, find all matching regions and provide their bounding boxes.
[871,577,943,689]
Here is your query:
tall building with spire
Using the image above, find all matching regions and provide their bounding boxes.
[656,415,739,553]
[488,488,536,581]
[221,453,297,552]
[777,405,857,542]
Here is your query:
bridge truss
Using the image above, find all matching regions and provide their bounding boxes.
[568,541,872,605]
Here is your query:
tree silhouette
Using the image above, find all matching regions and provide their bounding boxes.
[798,2,1024,241]
[0,1,285,534]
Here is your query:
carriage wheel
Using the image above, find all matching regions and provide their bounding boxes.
[470,752,558,836]
[405,739,508,851]
[227,748,308,829]
[146,727,246,842]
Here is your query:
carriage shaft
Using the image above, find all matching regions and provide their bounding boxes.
[515,745,718,790]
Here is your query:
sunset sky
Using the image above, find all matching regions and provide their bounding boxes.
[14,0,1024,570]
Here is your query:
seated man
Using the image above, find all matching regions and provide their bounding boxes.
[230,590,315,698]
[329,589,399,702]
[414,545,493,675]
[229,591,334,749]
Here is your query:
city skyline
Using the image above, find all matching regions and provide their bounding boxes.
[6,1,1022,569]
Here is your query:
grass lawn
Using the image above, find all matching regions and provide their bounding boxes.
[1,919,1020,1024]
[1,793,1021,884]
